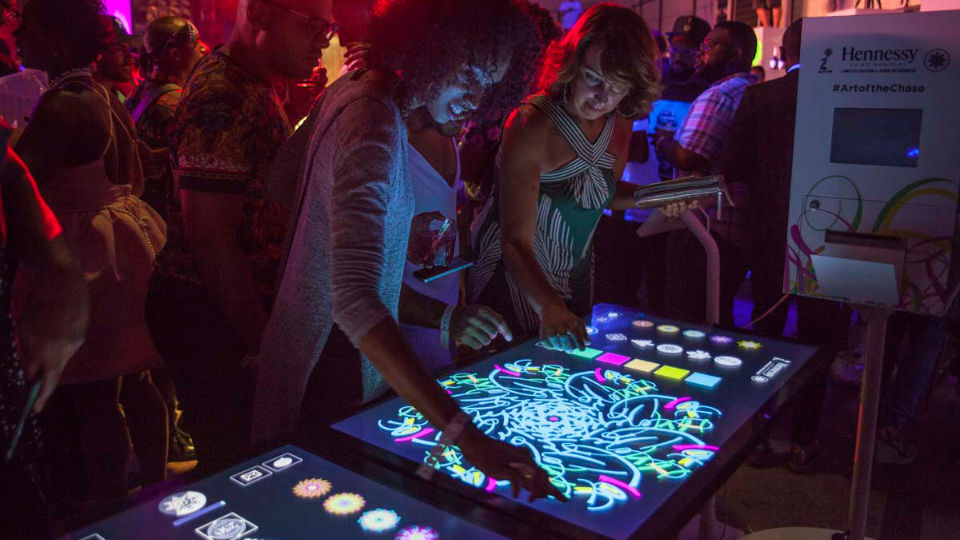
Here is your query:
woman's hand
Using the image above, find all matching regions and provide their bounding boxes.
[451,305,513,350]
[458,425,568,502]
[661,199,699,218]
[538,302,588,352]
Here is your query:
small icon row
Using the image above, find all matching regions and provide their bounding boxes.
[229,452,303,487]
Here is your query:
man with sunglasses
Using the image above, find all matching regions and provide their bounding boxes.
[164,0,334,475]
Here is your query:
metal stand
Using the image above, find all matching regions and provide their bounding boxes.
[640,209,723,539]
[845,306,891,540]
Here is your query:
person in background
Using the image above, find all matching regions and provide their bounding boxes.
[467,3,686,352]
[254,0,564,502]
[0,122,89,540]
[125,16,206,464]
[655,20,757,327]
[94,16,138,103]
[459,0,561,255]
[750,65,765,83]
[755,0,781,28]
[127,17,206,218]
[13,0,168,516]
[721,19,843,472]
[0,6,89,533]
[161,0,333,475]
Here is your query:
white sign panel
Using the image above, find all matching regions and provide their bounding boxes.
[786,11,960,314]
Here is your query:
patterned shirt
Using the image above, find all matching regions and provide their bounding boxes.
[167,49,292,303]
[676,72,753,249]
[676,73,753,168]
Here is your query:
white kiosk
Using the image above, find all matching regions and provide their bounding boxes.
[766,10,960,540]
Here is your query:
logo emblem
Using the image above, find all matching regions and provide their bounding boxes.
[924,49,950,72]
[819,48,833,73]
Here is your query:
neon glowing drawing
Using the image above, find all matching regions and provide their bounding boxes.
[710,335,734,345]
[656,344,683,355]
[737,340,763,350]
[357,508,401,532]
[374,359,722,513]
[606,333,628,342]
[395,525,440,540]
[292,478,332,499]
[633,319,655,328]
[682,329,706,339]
[607,312,622,319]
[631,339,654,348]
[586,326,598,335]
[664,397,690,410]
[323,493,366,515]
[657,325,680,334]
[686,350,711,361]
[394,428,435,443]
[494,364,521,377]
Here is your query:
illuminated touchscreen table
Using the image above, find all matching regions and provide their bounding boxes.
[69,445,507,540]
[333,304,820,540]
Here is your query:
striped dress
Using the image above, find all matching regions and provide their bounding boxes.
[467,95,617,335]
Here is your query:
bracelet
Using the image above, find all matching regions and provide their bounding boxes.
[416,411,471,480]
[439,304,456,349]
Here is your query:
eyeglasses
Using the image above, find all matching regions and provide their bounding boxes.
[259,0,339,42]
[701,38,730,52]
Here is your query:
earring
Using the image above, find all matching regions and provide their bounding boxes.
[562,83,570,104]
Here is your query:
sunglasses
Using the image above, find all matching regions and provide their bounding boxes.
[260,0,339,42]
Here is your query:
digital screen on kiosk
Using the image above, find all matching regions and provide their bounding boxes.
[830,108,922,168]
[334,304,818,540]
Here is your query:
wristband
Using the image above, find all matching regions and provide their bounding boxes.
[416,411,471,480]
[439,304,456,348]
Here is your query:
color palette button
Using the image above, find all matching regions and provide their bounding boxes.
[625,359,659,374]
[596,352,631,366]
[654,365,690,381]
[569,347,603,359]
[685,372,721,389]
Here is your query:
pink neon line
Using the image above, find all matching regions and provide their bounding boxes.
[494,364,522,377]
[664,397,691,410]
[394,428,435,443]
[594,368,606,382]
[598,475,642,499]
[485,478,498,492]
[672,444,720,452]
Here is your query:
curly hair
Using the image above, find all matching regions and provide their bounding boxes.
[17,0,110,68]
[367,0,541,121]
[538,3,661,118]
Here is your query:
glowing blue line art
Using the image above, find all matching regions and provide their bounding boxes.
[377,359,723,512]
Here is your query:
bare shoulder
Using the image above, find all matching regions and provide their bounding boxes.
[502,103,550,151]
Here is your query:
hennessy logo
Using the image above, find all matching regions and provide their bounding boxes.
[819,48,833,73]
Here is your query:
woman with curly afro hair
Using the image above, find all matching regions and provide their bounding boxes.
[14,0,169,513]
[254,0,565,502]
[468,3,689,351]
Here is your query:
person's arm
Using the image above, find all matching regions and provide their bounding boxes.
[399,284,512,350]
[665,88,738,174]
[658,137,710,175]
[498,106,588,352]
[3,147,88,412]
[331,98,562,500]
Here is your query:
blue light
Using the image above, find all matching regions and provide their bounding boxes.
[906,147,919,159]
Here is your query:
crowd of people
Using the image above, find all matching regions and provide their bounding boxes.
[0,0,951,538]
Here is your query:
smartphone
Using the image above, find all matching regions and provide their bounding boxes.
[413,257,474,283]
